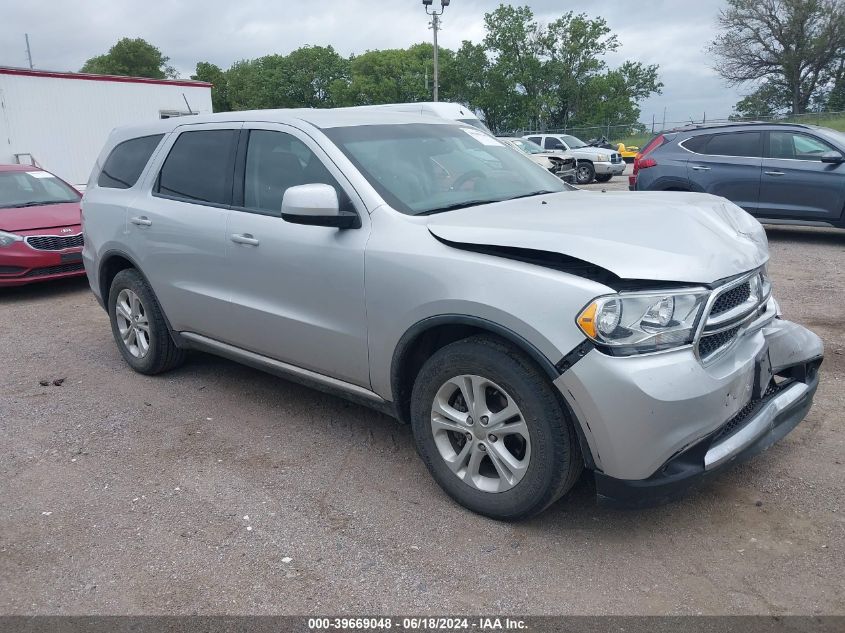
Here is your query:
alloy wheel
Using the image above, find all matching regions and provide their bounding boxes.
[430,374,531,493]
[115,288,150,359]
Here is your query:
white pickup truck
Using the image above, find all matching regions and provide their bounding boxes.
[523,133,626,185]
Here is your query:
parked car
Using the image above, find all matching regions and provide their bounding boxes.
[498,136,576,183]
[523,133,626,184]
[0,164,84,287]
[83,110,823,519]
[630,122,845,228]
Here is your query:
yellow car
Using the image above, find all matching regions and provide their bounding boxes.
[616,142,640,163]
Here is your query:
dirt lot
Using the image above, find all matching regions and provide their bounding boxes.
[0,211,843,614]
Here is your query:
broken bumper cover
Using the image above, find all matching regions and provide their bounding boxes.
[593,365,819,507]
[555,317,823,507]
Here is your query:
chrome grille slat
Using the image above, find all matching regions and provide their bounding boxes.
[696,270,766,362]
[25,233,84,251]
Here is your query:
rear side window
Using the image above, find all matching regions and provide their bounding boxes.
[526,136,542,146]
[699,132,762,158]
[680,134,711,154]
[98,134,163,189]
[156,129,237,205]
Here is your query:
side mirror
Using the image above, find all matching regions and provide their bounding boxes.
[281,183,360,229]
[820,151,844,164]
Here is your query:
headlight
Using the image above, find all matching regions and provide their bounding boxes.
[0,230,23,248]
[596,154,610,162]
[576,289,710,355]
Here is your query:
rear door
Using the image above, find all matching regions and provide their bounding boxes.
[684,131,763,212]
[757,130,845,222]
[129,122,241,336]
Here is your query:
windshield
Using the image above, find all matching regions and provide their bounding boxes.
[456,118,493,134]
[0,171,80,209]
[324,124,567,216]
[562,135,587,149]
[507,138,544,154]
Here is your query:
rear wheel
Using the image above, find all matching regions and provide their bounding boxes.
[575,162,596,185]
[594,173,613,183]
[410,336,582,520]
[108,269,185,375]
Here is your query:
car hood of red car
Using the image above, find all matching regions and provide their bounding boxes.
[0,202,82,232]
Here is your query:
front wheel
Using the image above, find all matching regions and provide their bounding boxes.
[410,336,582,520]
[594,173,613,183]
[575,162,596,185]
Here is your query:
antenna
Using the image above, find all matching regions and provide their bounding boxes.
[182,93,194,115]
[25,34,34,69]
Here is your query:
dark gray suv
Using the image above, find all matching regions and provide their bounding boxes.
[630,122,845,228]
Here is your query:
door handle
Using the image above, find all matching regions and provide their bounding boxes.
[764,170,785,176]
[230,233,259,246]
[130,216,152,227]
[690,165,711,171]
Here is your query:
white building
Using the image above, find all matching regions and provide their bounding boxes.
[0,67,213,186]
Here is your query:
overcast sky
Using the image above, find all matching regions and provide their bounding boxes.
[0,0,744,124]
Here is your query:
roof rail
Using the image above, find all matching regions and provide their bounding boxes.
[665,120,813,133]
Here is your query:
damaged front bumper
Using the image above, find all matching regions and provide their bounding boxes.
[555,317,823,508]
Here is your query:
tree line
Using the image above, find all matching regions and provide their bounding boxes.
[80,4,662,134]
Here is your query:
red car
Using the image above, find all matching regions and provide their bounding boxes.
[0,164,84,287]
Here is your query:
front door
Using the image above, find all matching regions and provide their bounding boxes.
[223,124,371,387]
[757,130,845,222]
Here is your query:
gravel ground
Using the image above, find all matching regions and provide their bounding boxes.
[0,204,842,615]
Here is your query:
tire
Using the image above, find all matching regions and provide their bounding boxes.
[108,268,186,375]
[410,335,582,520]
[575,162,596,185]
[594,173,613,183]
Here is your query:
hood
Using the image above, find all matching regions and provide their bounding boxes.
[567,147,613,158]
[426,190,768,285]
[0,202,81,232]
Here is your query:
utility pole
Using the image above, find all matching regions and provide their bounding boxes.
[423,0,450,102]
[25,34,34,69]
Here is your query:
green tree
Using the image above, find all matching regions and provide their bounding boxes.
[711,0,845,114]
[732,82,789,118]
[335,44,451,105]
[81,38,177,79]
[192,62,230,112]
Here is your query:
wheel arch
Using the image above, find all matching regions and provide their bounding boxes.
[389,315,560,425]
[97,250,185,347]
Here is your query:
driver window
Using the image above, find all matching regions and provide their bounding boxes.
[545,138,564,150]
[243,130,344,214]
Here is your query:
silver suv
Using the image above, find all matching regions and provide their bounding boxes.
[82,109,823,519]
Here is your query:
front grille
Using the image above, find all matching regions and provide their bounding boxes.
[698,325,740,358]
[710,281,751,316]
[0,266,25,275]
[22,262,85,278]
[711,381,788,444]
[25,233,83,251]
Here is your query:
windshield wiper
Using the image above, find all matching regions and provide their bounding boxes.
[416,199,500,216]
[502,190,558,201]
[416,191,560,216]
